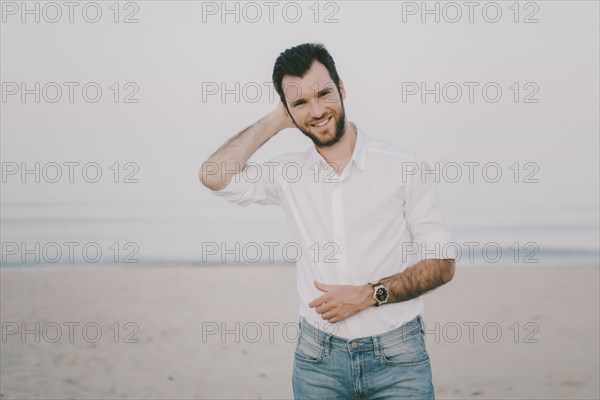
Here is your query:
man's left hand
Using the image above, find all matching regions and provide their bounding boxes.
[308,281,376,323]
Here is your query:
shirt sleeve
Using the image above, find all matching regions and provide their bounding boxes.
[403,156,457,261]
[208,160,282,207]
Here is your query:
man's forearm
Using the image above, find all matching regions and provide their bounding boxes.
[310,259,456,323]
[199,103,293,191]
[380,259,455,303]
[199,113,280,191]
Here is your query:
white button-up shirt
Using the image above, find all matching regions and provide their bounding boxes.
[210,126,457,339]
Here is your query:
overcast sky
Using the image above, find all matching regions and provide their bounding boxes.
[2,1,598,231]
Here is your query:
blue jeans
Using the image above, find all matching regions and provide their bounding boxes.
[292,315,435,400]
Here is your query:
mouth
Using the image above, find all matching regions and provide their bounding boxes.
[310,116,332,129]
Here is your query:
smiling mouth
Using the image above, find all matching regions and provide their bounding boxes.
[311,116,332,128]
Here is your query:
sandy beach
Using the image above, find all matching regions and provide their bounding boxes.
[1,264,598,399]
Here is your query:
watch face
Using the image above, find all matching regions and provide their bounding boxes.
[376,287,388,302]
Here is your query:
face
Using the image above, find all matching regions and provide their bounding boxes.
[282,61,347,148]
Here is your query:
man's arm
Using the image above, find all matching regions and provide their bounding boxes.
[380,258,455,303]
[309,258,455,323]
[199,102,295,191]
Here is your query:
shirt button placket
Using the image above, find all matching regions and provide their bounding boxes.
[331,182,349,285]
[331,173,361,338]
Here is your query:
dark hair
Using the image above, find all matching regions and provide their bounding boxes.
[272,43,341,106]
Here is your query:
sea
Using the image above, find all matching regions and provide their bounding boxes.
[1,200,598,269]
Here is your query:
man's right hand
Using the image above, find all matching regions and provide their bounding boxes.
[270,102,297,131]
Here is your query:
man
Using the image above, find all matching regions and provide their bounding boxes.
[200,43,457,399]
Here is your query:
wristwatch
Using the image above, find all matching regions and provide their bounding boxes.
[369,281,389,307]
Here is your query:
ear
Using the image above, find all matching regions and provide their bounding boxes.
[338,79,347,101]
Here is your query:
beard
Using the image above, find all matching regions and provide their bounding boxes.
[294,101,347,148]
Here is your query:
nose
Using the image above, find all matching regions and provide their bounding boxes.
[308,99,326,120]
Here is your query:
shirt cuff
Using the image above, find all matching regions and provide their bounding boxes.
[209,171,251,206]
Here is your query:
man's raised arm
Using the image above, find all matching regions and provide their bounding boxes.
[199,102,295,191]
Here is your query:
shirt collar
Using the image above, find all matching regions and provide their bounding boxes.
[306,125,368,172]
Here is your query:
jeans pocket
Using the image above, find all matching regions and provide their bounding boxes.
[294,334,325,364]
[378,328,430,366]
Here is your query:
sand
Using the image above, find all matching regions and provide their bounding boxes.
[1,265,598,399]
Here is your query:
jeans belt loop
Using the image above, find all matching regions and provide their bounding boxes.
[322,332,332,356]
[371,335,381,357]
